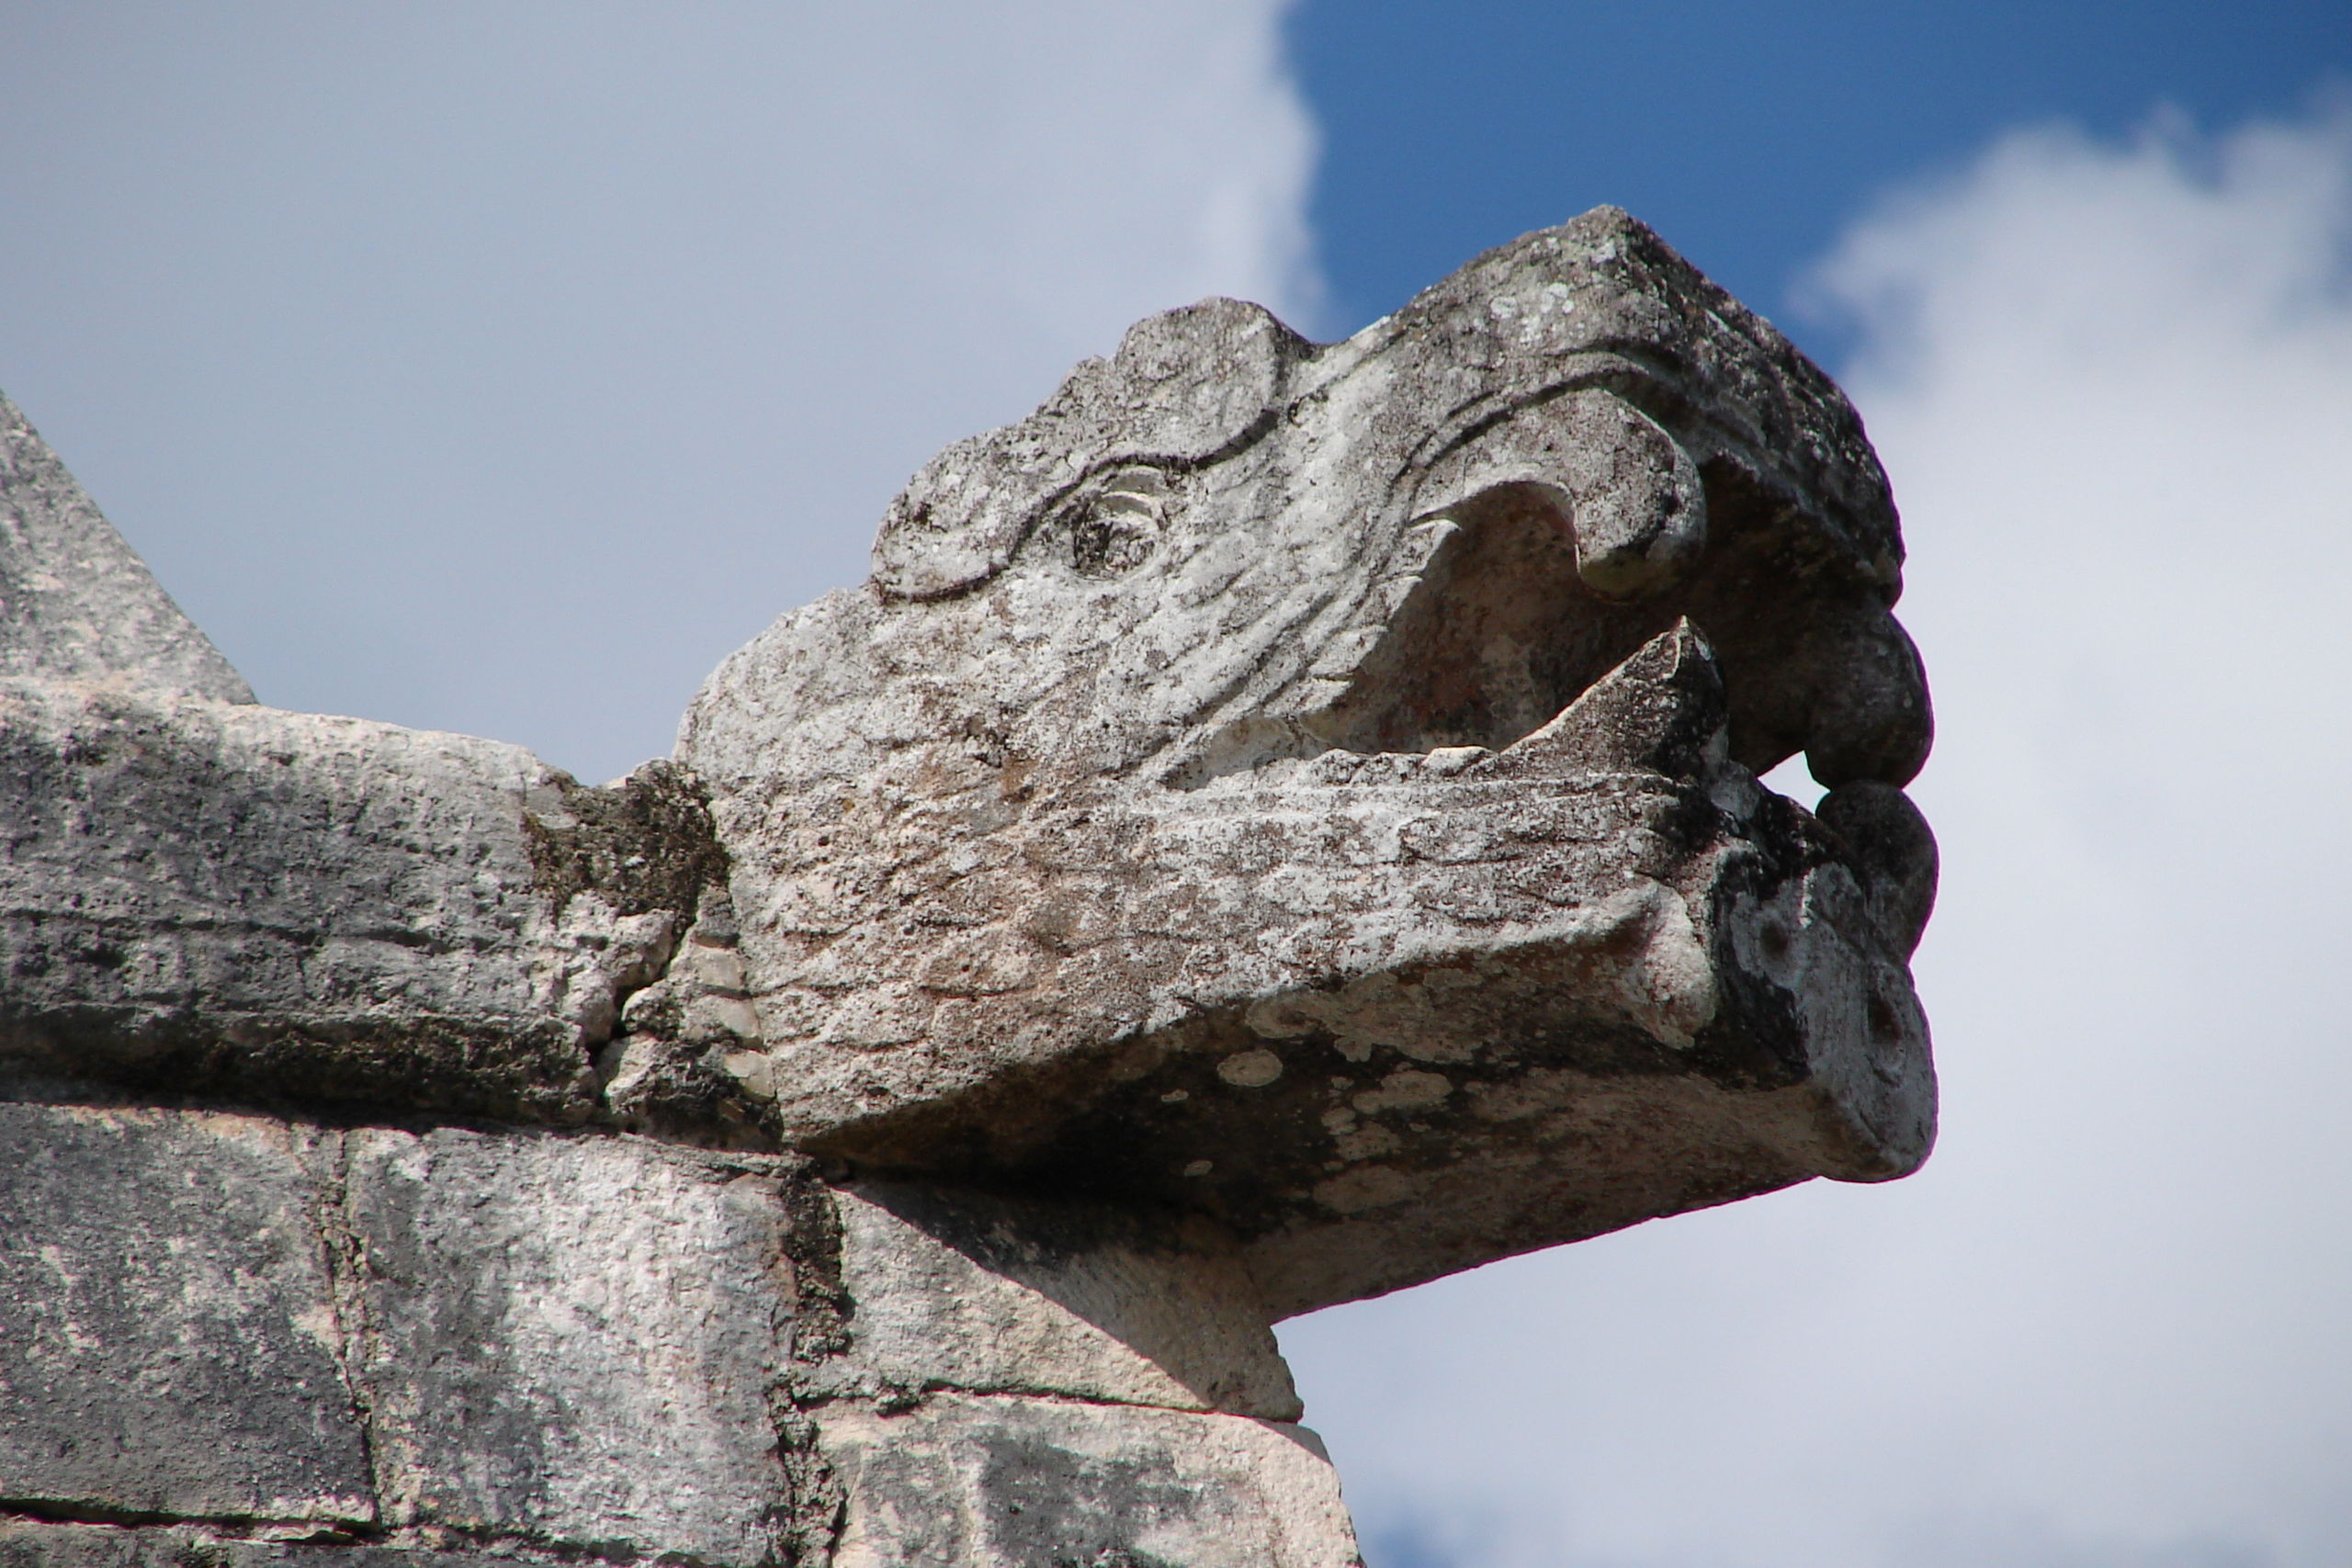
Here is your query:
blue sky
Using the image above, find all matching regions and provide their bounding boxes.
[1293,0,2348,344]
[5,7,2352,1567]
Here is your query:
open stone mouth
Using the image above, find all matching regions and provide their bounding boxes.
[783,375,1943,1296]
[1152,414,1939,967]
[1177,423,1931,803]
[1317,478,1921,780]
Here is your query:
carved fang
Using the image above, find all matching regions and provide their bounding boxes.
[1481,618,1729,780]
[1552,389,1709,599]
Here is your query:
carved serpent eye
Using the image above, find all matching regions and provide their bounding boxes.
[1069,465,1171,578]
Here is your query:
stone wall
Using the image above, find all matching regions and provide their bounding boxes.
[0,1099,1355,1566]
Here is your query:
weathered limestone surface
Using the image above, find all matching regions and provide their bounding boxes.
[0,682,727,1122]
[0,1523,481,1568]
[818,1398,1355,1568]
[343,1127,797,1562]
[0,1103,370,1526]
[816,1181,1300,1419]
[1,207,1939,1566]
[0,1102,807,1561]
[0,1101,1328,1565]
[0,393,250,701]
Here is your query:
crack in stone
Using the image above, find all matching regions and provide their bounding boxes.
[0,1500,377,1540]
[306,1126,389,1536]
[0,1511,782,1567]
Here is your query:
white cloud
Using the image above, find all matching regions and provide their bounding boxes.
[1283,92,2352,1568]
[0,1,1317,779]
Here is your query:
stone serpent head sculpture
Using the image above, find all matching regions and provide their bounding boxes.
[669,204,1938,1315]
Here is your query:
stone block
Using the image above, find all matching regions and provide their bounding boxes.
[341,1127,793,1565]
[818,1394,1361,1568]
[819,1181,1301,1419]
[0,1103,372,1524]
[0,685,720,1125]
[0,392,251,701]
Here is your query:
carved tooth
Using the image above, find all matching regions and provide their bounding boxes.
[1396,515,1463,563]
[1804,609,1933,789]
[1485,618,1727,779]
[1422,745,1489,776]
[1552,389,1707,599]
[1816,781,1939,957]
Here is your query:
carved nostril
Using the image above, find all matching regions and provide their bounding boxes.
[1866,988,1905,1045]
